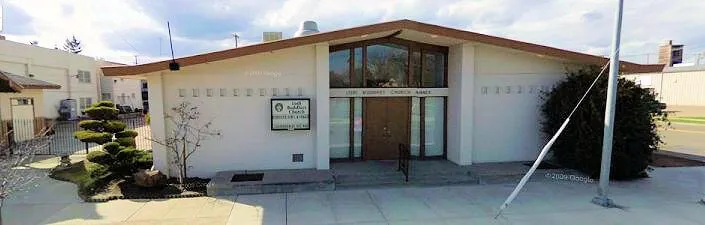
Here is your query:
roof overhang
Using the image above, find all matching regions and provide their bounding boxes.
[0,70,62,92]
[102,19,665,76]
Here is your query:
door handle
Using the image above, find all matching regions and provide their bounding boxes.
[382,126,392,138]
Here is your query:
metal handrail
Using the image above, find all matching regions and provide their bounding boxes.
[398,143,410,182]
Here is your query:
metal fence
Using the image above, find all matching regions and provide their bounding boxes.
[36,113,152,155]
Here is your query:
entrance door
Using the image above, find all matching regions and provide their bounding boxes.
[363,97,410,160]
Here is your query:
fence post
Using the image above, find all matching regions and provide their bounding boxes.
[85,142,89,154]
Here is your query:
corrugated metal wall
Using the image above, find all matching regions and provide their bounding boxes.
[623,71,705,106]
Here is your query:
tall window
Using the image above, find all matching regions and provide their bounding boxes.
[365,43,408,87]
[329,50,350,88]
[329,39,447,88]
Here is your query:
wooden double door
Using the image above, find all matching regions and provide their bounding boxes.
[362,97,410,160]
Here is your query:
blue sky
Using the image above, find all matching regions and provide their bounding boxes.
[3,0,705,65]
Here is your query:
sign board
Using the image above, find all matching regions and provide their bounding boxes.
[330,88,448,98]
[271,98,310,131]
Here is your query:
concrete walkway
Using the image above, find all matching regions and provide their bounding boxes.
[4,166,705,225]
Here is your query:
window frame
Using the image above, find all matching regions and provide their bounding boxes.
[329,37,448,89]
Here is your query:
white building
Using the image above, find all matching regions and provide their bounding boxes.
[100,61,144,110]
[0,37,144,142]
[0,38,100,118]
[103,20,661,178]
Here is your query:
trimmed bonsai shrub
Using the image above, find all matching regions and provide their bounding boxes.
[541,66,664,180]
[86,151,113,165]
[74,101,152,177]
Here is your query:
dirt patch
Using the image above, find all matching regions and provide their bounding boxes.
[651,153,705,167]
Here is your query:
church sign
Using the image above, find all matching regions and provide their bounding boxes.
[271,98,310,131]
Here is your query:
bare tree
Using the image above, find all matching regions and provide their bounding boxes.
[0,129,52,225]
[149,102,220,184]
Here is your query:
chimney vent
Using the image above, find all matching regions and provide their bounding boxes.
[658,40,684,66]
[263,32,283,42]
[294,21,319,37]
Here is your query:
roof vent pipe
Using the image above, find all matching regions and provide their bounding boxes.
[294,21,319,37]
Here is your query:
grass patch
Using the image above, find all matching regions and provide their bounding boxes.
[669,117,705,125]
[49,160,114,199]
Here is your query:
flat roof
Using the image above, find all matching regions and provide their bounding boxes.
[102,19,664,76]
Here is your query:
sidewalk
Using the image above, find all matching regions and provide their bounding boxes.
[4,166,705,225]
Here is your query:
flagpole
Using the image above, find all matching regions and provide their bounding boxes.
[592,0,624,208]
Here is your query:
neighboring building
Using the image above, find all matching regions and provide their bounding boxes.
[0,37,144,141]
[623,40,705,108]
[0,70,61,141]
[0,38,100,118]
[624,65,705,107]
[99,61,144,110]
[103,20,662,178]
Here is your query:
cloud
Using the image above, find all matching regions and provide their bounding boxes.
[2,0,705,65]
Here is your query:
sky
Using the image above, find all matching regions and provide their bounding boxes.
[2,0,705,65]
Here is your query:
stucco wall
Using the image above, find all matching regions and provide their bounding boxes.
[156,45,319,177]
[102,77,144,109]
[0,90,45,121]
[0,40,100,118]
[471,45,574,163]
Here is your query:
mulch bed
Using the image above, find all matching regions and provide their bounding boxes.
[88,177,211,202]
[651,153,705,167]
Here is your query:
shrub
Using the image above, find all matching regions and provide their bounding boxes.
[115,130,138,138]
[78,120,102,131]
[114,148,153,175]
[103,142,122,155]
[84,106,118,120]
[93,101,115,108]
[74,131,112,144]
[104,120,127,133]
[541,66,662,180]
[87,163,110,179]
[116,137,136,147]
[86,151,113,165]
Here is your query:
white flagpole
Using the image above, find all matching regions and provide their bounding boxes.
[592,0,624,208]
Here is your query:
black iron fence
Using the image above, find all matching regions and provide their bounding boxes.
[9,113,153,155]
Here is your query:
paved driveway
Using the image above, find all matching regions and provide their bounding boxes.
[660,123,705,157]
[4,166,705,225]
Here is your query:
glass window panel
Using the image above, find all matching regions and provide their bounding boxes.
[365,43,408,88]
[410,50,421,87]
[353,48,363,87]
[353,98,363,158]
[424,97,445,156]
[422,51,445,87]
[329,50,351,88]
[410,97,421,156]
[330,98,351,159]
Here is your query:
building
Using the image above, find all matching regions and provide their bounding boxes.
[0,69,61,141]
[103,20,662,178]
[0,37,144,141]
[100,61,144,110]
[0,38,101,119]
[623,40,705,112]
[624,65,705,107]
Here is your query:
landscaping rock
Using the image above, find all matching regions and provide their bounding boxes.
[134,170,167,188]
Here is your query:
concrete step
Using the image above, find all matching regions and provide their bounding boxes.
[208,169,335,196]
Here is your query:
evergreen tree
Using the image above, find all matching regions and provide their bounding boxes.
[63,35,83,54]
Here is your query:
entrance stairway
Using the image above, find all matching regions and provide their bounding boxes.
[331,160,479,189]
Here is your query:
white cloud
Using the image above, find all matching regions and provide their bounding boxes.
[3,0,705,65]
